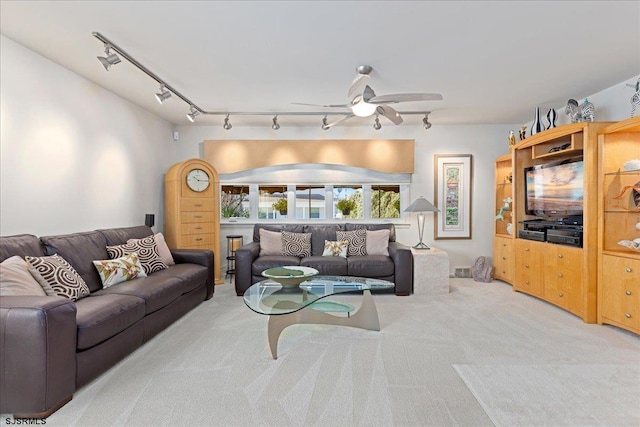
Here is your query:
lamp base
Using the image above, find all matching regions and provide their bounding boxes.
[412,242,431,250]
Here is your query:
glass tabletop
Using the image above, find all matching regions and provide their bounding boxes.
[243,275,394,315]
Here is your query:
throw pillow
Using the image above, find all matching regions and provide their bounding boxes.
[281,231,312,258]
[93,252,147,288]
[321,240,349,258]
[259,229,283,256]
[336,229,367,256]
[154,233,175,266]
[25,254,90,301]
[0,256,47,296]
[365,229,390,256]
[108,235,168,274]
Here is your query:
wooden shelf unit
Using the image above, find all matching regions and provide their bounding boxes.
[597,116,640,334]
[493,153,515,284]
[512,122,611,323]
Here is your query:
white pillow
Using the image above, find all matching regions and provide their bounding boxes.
[0,256,47,296]
[365,229,390,256]
[154,233,175,266]
[259,229,282,256]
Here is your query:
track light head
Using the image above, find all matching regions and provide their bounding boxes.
[186,106,200,122]
[223,114,232,130]
[271,115,280,130]
[155,85,172,104]
[321,116,330,130]
[423,114,432,130]
[373,115,382,130]
[97,45,121,71]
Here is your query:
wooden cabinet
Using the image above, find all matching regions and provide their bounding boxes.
[493,153,515,284]
[542,245,583,316]
[597,117,640,334]
[165,159,223,285]
[514,239,544,297]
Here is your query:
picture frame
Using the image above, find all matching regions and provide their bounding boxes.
[434,154,473,239]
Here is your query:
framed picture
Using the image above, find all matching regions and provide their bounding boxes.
[434,154,473,239]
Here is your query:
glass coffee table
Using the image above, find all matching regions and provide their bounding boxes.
[243,275,394,359]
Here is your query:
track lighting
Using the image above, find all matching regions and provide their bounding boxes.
[186,106,200,122]
[223,114,232,130]
[271,115,280,130]
[423,114,432,130]
[373,115,382,130]
[155,85,172,104]
[97,45,121,71]
[322,116,330,130]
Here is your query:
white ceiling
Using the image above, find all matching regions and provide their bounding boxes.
[1,1,639,127]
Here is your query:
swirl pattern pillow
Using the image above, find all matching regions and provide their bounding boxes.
[25,254,90,301]
[93,252,147,288]
[336,229,367,256]
[107,235,168,274]
[281,231,312,258]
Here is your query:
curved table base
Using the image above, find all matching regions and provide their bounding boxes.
[267,290,380,359]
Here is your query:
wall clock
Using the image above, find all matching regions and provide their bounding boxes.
[186,168,210,192]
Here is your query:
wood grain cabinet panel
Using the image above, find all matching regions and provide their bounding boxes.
[600,255,640,333]
[514,239,544,298]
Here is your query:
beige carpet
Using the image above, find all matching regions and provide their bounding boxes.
[5,279,639,426]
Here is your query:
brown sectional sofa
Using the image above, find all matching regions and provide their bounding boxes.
[235,223,413,296]
[0,225,214,418]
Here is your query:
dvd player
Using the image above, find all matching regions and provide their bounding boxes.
[547,229,583,247]
[518,229,546,242]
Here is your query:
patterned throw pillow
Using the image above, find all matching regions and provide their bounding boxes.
[93,252,147,288]
[322,240,349,258]
[281,231,312,258]
[107,235,168,274]
[336,229,367,256]
[25,254,90,301]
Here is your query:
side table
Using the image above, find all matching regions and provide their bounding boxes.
[411,247,450,294]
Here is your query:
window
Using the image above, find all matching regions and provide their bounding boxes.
[371,185,400,219]
[333,186,362,219]
[259,185,288,219]
[295,186,325,219]
[221,185,250,218]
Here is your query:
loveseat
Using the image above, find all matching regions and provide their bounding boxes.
[235,223,413,296]
[0,225,214,418]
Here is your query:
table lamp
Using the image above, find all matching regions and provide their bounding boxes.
[404,196,439,249]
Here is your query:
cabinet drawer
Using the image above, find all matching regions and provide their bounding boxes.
[181,198,215,211]
[180,222,216,235]
[181,211,216,223]
[545,245,582,271]
[601,256,640,330]
[180,233,216,247]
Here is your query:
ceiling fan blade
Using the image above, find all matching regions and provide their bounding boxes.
[292,102,351,108]
[367,93,443,104]
[347,73,370,100]
[323,114,356,129]
[376,105,403,125]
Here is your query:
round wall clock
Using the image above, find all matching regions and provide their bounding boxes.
[186,168,210,192]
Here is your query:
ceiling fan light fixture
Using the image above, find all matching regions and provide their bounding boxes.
[271,115,280,130]
[155,85,172,104]
[97,45,121,71]
[186,106,199,122]
[351,99,377,117]
[223,114,232,130]
[373,115,382,130]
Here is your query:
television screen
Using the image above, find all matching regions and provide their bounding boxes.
[524,157,584,217]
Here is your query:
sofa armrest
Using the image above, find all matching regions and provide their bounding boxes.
[388,242,413,295]
[171,249,215,300]
[234,242,260,296]
[0,296,77,416]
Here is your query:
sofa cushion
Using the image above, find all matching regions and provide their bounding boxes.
[281,231,311,257]
[259,229,282,256]
[97,226,154,246]
[107,236,168,274]
[150,263,208,294]
[75,294,145,350]
[0,256,47,296]
[337,230,367,256]
[92,275,184,315]
[304,224,343,256]
[0,234,44,262]
[93,252,147,288]
[366,229,390,256]
[26,254,90,301]
[347,255,394,277]
[252,255,301,276]
[301,256,348,276]
[40,231,109,293]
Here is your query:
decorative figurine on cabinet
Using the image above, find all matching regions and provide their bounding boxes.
[627,78,640,117]
[508,130,517,150]
[519,125,527,140]
[530,107,544,135]
[495,197,512,221]
[546,108,557,129]
[565,99,583,123]
[579,98,595,121]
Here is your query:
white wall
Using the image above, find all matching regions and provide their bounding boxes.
[0,35,174,236]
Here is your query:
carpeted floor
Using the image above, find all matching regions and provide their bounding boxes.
[7,279,639,426]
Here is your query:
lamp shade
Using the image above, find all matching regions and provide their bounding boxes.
[404,196,439,213]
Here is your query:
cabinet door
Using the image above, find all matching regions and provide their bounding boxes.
[493,237,514,283]
[544,245,583,315]
[514,239,544,297]
[601,255,640,332]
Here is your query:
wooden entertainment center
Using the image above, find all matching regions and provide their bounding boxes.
[494,118,640,331]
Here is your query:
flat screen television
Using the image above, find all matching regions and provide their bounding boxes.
[524,156,584,218]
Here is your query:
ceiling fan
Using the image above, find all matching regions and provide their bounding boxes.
[294,65,443,128]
